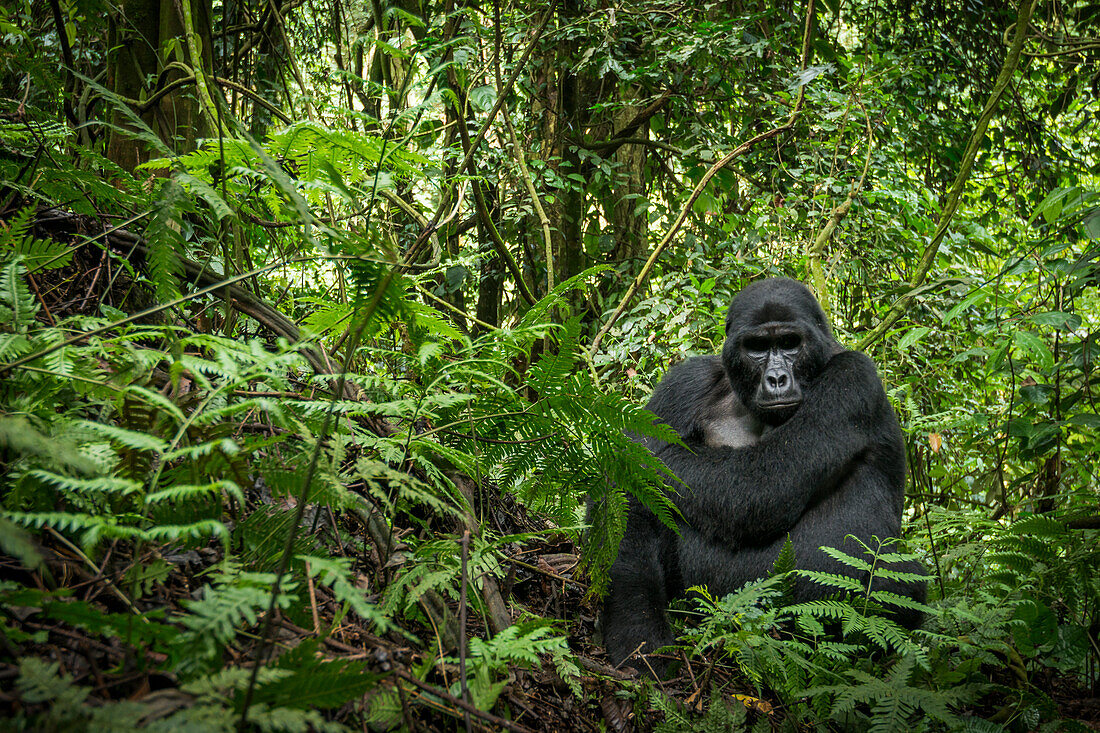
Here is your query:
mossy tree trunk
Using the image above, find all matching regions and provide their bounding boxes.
[106,0,213,171]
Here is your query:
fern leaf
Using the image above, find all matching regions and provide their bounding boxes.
[817,545,874,572]
[299,555,393,632]
[0,516,44,569]
[145,178,189,302]
[0,257,37,329]
[77,420,168,453]
[177,172,234,221]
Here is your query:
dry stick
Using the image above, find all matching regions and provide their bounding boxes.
[807,94,875,315]
[399,0,558,269]
[588,0,817,357]
[492,0,553,297]
[502,105,554,296]
[458,530,472,733]
[394,668,535,733]
[855,0,1038,351]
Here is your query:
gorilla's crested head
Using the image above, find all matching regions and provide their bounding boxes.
[720,278,842,426]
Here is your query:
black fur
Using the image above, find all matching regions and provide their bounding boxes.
[602,278,926,673]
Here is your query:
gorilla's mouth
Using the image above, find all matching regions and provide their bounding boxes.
[759,400,800,411]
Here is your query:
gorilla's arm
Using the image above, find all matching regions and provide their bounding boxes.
[651,351,887,547]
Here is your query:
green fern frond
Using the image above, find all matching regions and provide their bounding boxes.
[0,212,74,272]
[0,331,31,360]
[243,705,348,733]
[298,555,393,632]
[0,207,34,248]
[0,516,44,570]
[29,470,142,499]
[190,398,282,425]
[0,417,98,474]
[77,419,168,453]
[15,656,91,710]
[517,264,613,328]
[5,510,147,548]
[145,178,190,302]
[164,438,242,462]
[145,480,244,505]
[0,257,37,329]
[300,300,353,339]
[803,652,962,732]
[797,570,865,592]
[145,520,229,544]
[818,545,874,572]
[867,589,936,614]
[176,171,234,221]
[119,385,187,423]
[408,300,465,342]
[178,571,297,670]
[527,318,579,392]
[1009,514,1069,537]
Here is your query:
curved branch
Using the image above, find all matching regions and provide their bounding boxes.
[807,92,875,315]
[581,90,672,157]
[213,77,292,124]
[855,0,1039,351]
[589,0,818,357]
[138,75,197,113]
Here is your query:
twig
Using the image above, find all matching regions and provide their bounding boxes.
[503,556,587,590]
[855,0,1039,350]
[681,650,700,704]
[458,530,472,733]
[588,0,818,356]
[45,528,146,620]
[395,668,535,733]
[306,563,321,634]
[413,283,497,332]
[400,0,559,268]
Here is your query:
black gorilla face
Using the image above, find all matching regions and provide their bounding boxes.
[720,278,839,426]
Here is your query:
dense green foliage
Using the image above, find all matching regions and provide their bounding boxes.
[0,0,1097,730]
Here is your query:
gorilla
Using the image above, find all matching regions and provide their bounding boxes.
[602,278,926,672]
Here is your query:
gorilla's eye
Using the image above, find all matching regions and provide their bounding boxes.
[742,337,769,353]
[777,334,802,350]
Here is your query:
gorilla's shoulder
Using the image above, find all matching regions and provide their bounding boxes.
[826,349,885,384]
[645,355,728,438]
[822,349,893,416]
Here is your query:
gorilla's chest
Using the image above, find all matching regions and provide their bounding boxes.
[700,392,765,448]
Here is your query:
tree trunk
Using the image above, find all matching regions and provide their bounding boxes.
[106,0,213,170]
